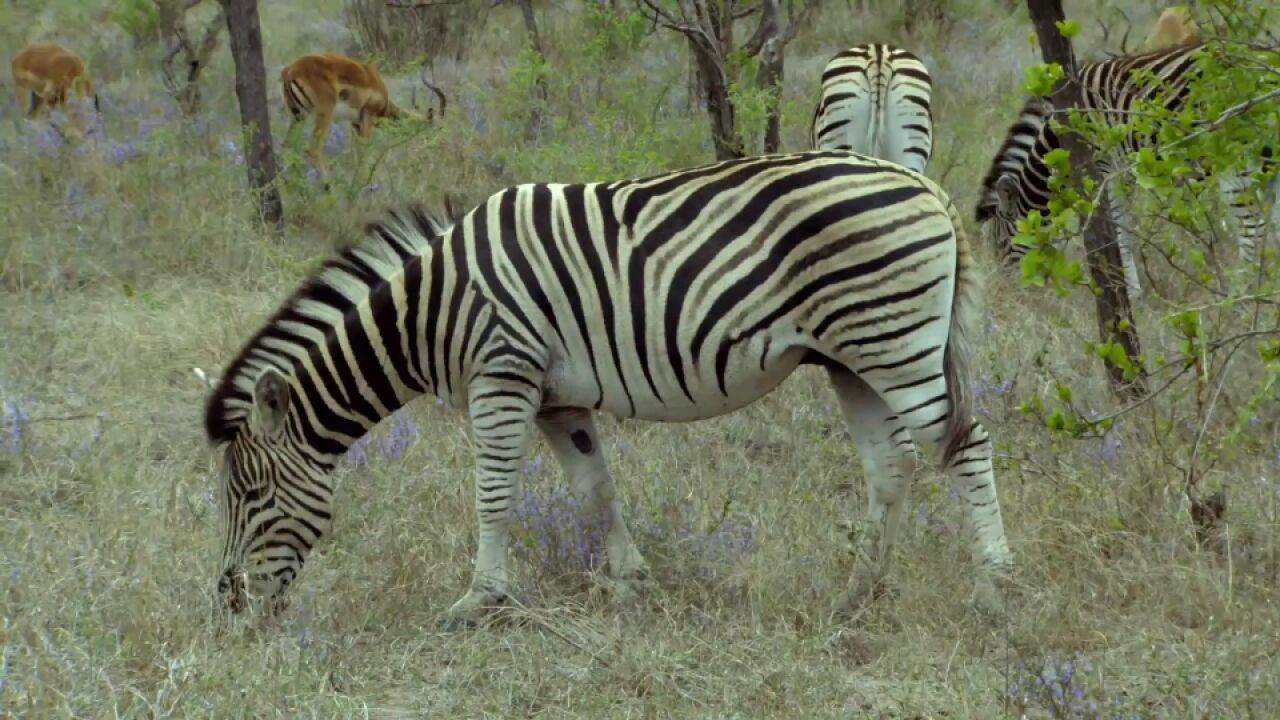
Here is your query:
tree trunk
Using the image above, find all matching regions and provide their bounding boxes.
[220,0,283,229]
[159,0,226,119]
[758,37,783,153]
[1024,0,1146,399]
[691,40,742,160]
[513,0,548,136]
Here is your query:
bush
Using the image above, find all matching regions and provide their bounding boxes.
[343,0,488,67]
[111,0,161,47]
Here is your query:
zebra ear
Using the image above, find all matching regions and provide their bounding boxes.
[251,367,291,438]
[993,175,1020,216]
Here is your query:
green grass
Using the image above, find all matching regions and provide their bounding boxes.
[2,1,1278,717]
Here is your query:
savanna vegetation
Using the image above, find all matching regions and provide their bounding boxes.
[1,0,1278,717]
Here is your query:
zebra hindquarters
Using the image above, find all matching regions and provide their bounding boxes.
[813,88,877,157]
[880,67,933,175]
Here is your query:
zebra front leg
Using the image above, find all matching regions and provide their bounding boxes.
[536,408,648,585]
[446,375,542,626]
[826,368,919,614]
[1112,201,1144,298]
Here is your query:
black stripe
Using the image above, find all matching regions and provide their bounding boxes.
[693,187,937,358]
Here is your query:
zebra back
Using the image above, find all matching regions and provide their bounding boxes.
[976,42,1206,226]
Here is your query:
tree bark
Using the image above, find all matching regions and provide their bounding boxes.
[1025,0,1146,399]
[691,39,742,160]
[220,0,283,229]
[159,0,226,119]
[513,0,548,136]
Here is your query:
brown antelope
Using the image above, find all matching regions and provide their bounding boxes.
[280,53,445,181]
[10,42,100,139]
[1144,6,1202,50]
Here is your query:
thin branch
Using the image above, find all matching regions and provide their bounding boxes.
[385,0,470,7]
[27,413,104,424]
[1161,85,1280,150]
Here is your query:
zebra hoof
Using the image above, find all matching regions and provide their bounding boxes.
[970,574,1011,626]
[442,589,511,631]
[602,575,653,611]
[831,573,897,621]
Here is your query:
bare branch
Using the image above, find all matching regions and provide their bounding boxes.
[417,65,448,119]
[1096,7,1132,57]
[1161,85,1280,150]
[385,0,471,7]
[779,0,818,44]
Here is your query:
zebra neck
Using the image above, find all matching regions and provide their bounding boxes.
[294,244,463,456]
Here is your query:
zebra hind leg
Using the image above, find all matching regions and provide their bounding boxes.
[535,408,650,601]
[1218,170,1270,264]
[825,368,919,617]
[446,374,543,628]
[836,359,1013,620]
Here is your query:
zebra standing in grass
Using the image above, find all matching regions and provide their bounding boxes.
[976,41,1276,296]
[200,151,1013,624]
[810,44,934,174]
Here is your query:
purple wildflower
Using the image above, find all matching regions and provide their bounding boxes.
[108,141,142,165]
[377,412,418,460]
[324,124,349,155]
[22,123,65,157]
[3,399,32,454]
[221,139,245,165]
[345,434,371,466]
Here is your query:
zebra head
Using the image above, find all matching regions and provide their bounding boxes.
[977,173,1028,264]
[212,366,334,616]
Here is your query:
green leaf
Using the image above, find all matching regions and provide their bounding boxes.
[1056,383,1073,402]
[1024,63,1064,96]
[1056,20,1082,39]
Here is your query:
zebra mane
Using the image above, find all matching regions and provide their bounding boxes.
[975,95,1055,222]
[202,204,453,445]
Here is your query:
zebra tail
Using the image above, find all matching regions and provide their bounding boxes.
[867,71,883,163]
[940,197,983,466]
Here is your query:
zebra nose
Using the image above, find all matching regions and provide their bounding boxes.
[217,570,247,613]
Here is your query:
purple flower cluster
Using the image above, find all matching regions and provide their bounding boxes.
[324,124,350,155]
[972,372,1013,416]
[21,123,65,158]
[221,139,245,165]
[377,411,418,460]
[344,410,420,466]
[510,484,609,573]
[509,476,760,578]
[3,398,32,455]
[1008,653,1138,719]
[62,182,107,220]
[107,140,142,166]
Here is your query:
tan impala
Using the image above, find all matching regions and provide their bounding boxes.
[10,42,100,139]
[1144,6,1202,50]
[280,53,445,181]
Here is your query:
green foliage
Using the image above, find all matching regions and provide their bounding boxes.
[583,3,649,62]
[111,0,161,47]
[726,51,775,156]
[1023,62,1063,96]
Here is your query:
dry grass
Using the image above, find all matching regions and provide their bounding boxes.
[2,0,1278,717]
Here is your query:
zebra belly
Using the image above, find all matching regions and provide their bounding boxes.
[544,334,811,423]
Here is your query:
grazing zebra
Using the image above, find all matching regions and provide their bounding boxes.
[977,42,1275,296]
[810,44,934,174]
[201,151,1012,624]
